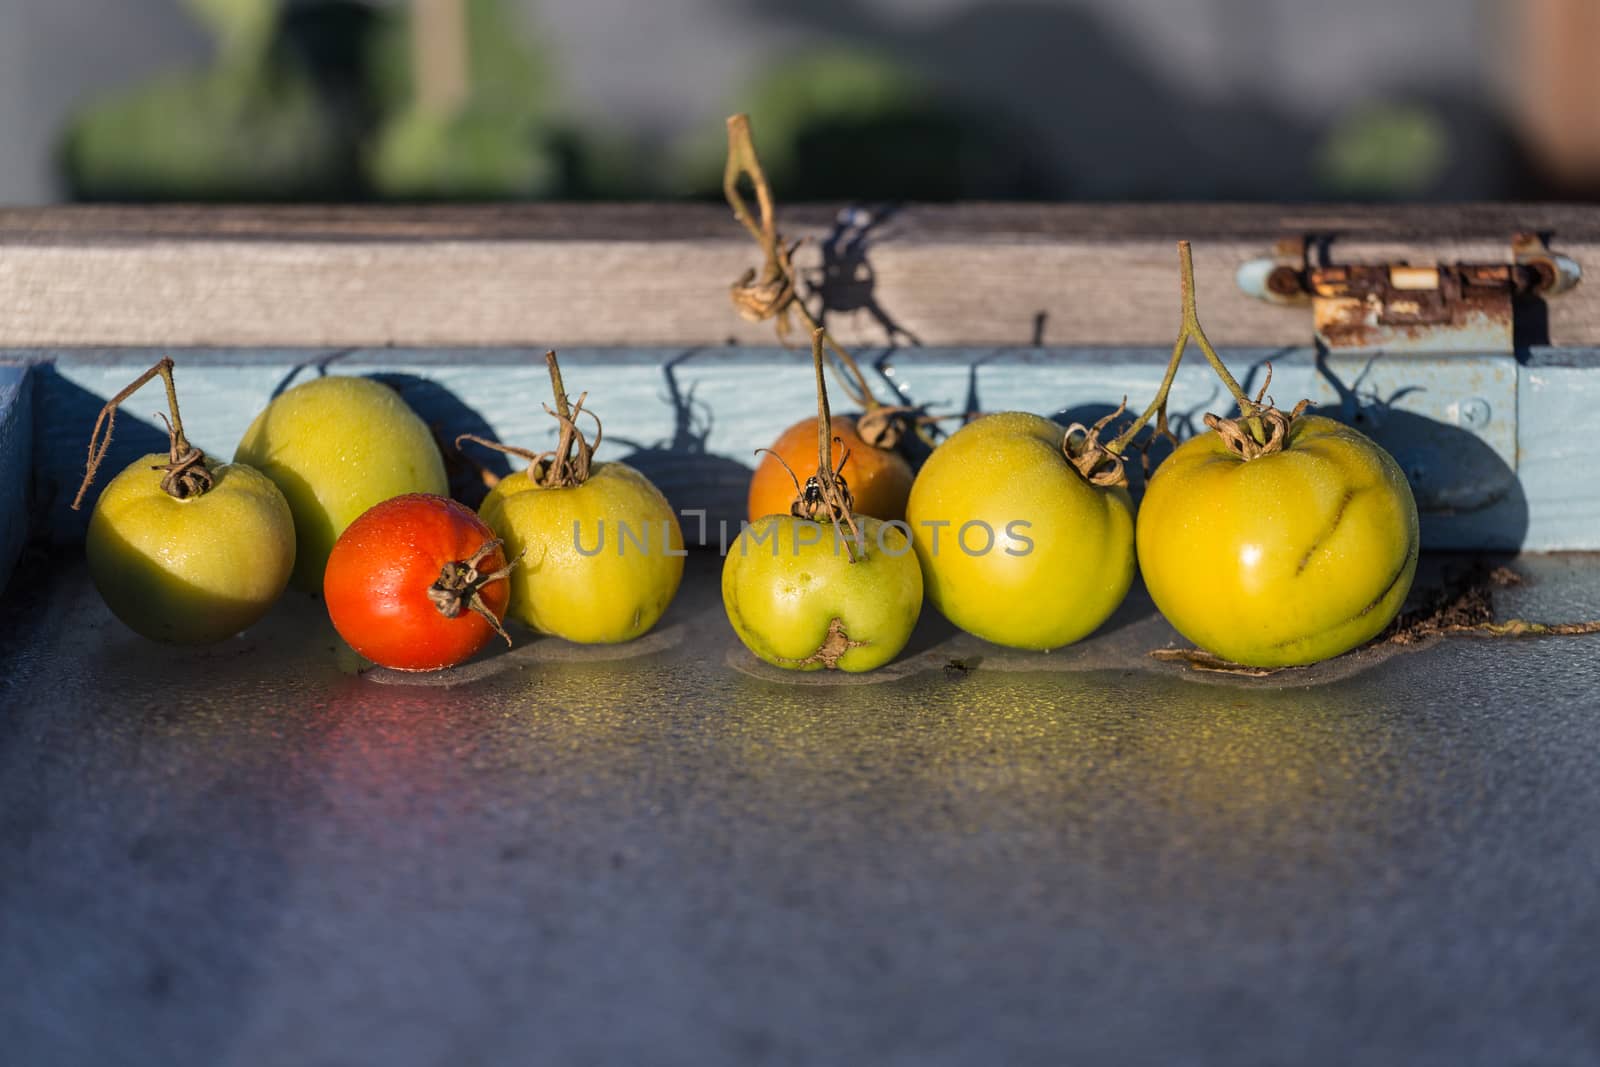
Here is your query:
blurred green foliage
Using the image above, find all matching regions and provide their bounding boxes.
[1315,102,1452,199]
[368,107,558,199]
[60,5,1041,203]
[365,0,557,198]
[61,0,576,201]
[62,0,350,200]
[62,68,342,201]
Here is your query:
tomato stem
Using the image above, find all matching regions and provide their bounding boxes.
[427,536,519,647]
[545,349,572,424]
[72,356,212,510]
[725,113,935,448]
[801,327,865,561]
[454,434,542,466]
[537,351,600,488]
[457,353,601,488]
[1108,241,1261,456]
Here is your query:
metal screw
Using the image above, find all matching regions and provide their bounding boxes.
[1457,397,1492,430]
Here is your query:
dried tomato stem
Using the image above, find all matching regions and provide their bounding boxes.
[814,331,834,482]
[1109,241,1261,455]
[427,537,519,647]
[798,302,879,411]
[724,114,778,253]
[72,356,212,510]
[1178,241,1262,442]
[1107,238,1267,460]
[1177,243,1253,412]
[799,328,864,561]
[1107,327,1188,457]
[453,434,543,466]
[537,351,600,488]
[457,353,600,488]
[723,113,893,420]
[545,349,572,423]
[158,362,193,456]
[1449,619,1600,637]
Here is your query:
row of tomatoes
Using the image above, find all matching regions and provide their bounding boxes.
[728,405,1419,672]
[84,348,1419,673]
[85,368,683,671]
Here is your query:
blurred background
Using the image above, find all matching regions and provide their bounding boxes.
[0,0,1596,205]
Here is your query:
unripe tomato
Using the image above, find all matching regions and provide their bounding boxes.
[1137,413,1419,667]
[748,415,912,522]
[86,454,296,644]
[478,462,684,644]
[722,514,923,672]
[906,412,1134,650]
[235,376,448,591]
[324,493,513,671]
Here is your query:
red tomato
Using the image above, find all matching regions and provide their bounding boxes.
[324,493,513,671]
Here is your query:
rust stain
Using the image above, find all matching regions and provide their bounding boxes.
[1308,263,1517,351]
[1265,265,1304,297]
[1253,234,1578,352]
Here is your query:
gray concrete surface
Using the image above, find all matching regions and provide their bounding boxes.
[2,551,1599,1065]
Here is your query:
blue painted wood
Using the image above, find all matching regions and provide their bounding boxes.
[0,363,32,591]
[1516,361,1600,551]
[7,346,1599,554]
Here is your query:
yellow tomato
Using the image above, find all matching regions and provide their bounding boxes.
[234,376,447,591]
[1136,413,1419,667]
[87,455,296,643]
[721,514,923,672]
[906,412,1134,650]
[479,462,683,644]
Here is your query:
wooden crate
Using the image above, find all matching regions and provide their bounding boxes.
[4,204,1599,588]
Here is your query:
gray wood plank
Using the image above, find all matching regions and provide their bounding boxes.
[2,205,1596,348]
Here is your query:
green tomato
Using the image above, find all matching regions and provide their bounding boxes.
[234,376,447,591]
[479,463,683,644]
[906,412,1134,650]
[721,515,923,672]
[86,454,295,643]
[1137,413,1419,667]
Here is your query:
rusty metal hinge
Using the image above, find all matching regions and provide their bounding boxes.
[1238,234,1581,353]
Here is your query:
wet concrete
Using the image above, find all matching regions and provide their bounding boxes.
[2,551,1599,1065]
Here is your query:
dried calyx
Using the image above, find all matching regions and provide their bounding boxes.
[427,537,517,647]
[73,357,213,511]
[1062,400,1132,489]
[758,329,867,562]
[1204,365,1311,461]
[454,351,601,489]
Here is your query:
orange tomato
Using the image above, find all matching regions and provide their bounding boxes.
[747,415,913,522]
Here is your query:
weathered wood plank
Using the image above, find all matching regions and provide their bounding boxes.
[6,203,1600,243]
[1,205,1596,348]
[1516,360,1600,551]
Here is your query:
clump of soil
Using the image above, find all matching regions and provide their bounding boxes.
[1385,561,1523,644]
